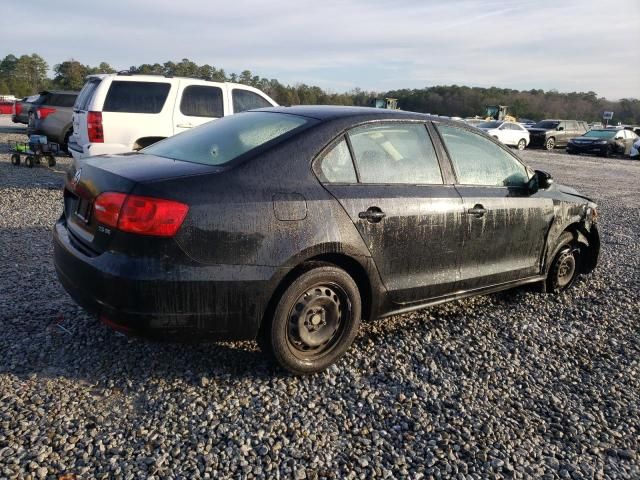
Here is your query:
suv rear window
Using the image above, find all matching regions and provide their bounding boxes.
[75,78,102,110]
[143,112,312,166]
[180,85,223,117]
[103,81,171,114]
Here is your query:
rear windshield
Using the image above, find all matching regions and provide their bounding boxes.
[532,120,559,129]
[584,130,615,138]
[75,78,102,110]
[103,81,171,113]
[46,93,77,107]
[143,111,312,166]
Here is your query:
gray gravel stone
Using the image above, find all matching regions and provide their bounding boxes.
[0,120,639,478]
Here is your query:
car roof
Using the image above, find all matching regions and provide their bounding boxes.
[251,105,437,122]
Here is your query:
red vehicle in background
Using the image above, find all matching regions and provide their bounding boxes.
[0,96,15,115]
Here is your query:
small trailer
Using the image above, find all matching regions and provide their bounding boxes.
[9,136,60,168]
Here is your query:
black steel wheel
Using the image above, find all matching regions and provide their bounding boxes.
[517,138,526,150]
[260,264,361,374]
[10,153,20,166]
[546,232,581,293]
[545,137,556,151]
[25,155,34,168]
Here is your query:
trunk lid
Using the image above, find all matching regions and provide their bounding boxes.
[64,153,217,255]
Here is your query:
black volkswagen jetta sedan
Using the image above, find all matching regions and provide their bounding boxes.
[54,106,600,374]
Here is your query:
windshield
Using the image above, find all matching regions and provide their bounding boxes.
[532,120,559,129]
[144,112,311,166]
[584,130,615,139]
[477,121,502,129]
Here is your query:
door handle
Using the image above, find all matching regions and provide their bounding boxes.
[358,207,386,223]
[467,204,487,218]
[176,123,193,128]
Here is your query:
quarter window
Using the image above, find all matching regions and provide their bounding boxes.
[232,89,272,113]
[436,124,529,187]
[348,123,443,184]
[180,85,223,117]
[318,138,357,183]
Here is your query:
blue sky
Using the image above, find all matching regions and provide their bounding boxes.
[2,0,638,99]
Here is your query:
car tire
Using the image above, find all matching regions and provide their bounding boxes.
[545,137,556,150]
[10,153,20,166]
[47,155,56,167]
[517,139,526,150]
[546,232,581,293]
[25,155,34,168]
[260,263,361,374]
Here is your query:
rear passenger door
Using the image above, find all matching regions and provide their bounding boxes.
[316,122,466,303]
[434,123,554,290]
[173,82,225,134]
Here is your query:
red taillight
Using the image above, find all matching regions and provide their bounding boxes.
[37,106,56,120]
[93,193,189,237]
[87,111,104,143]
[93,192,127,228]
[14,102,22,115]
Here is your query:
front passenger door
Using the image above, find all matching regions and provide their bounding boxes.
[435,124,554,290]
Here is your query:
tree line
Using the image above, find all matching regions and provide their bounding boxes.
[1,54,638,124]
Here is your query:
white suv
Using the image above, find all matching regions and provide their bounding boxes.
[68,73,278,159]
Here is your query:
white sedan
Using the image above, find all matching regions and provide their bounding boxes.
[477,121,530,150]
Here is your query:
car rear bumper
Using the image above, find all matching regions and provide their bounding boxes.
[68,141,132,160]
[53,218,284,340]
[529,135,548,148]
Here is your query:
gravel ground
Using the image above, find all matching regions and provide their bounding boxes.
[0,116,638,479]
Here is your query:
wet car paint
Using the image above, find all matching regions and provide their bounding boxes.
[53,106,600,340]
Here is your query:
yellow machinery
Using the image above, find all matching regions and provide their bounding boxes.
[373,98,399,110]
[485,105,516,122]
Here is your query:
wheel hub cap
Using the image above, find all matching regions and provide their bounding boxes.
[289,285,345,350]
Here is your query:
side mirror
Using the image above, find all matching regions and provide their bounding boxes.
[528,170,553,193]
[557,126,564,131]
[538,170,554,189]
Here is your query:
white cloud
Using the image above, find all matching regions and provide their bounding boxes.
[1,0,638,98]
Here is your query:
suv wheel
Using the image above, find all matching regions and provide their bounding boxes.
[260,264,361,374]
[545,137,556,150]
[546,232,581,293]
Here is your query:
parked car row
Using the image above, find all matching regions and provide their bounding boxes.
[8,72,278,156]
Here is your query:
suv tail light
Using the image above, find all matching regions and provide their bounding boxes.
[36,106,57,120]
[93,192,189,237]
[87,111,104,143]
[14,102,21,116]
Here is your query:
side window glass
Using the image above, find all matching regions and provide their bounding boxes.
[103,81,171,114]
[436,124,529,187]
[318,138,357,183]
[232,89,272,113]
[180,85,223,117]
[348,123,443,184]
